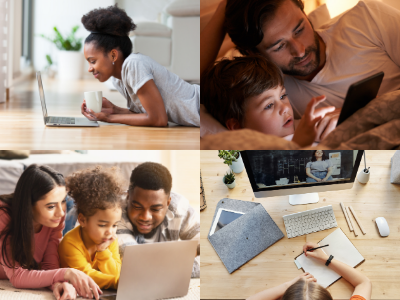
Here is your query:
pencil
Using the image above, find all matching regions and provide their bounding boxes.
[305,244,329,252]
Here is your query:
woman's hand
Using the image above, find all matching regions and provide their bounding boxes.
[303,242,329,262]
[81,97,115,122]
[95,234,117,252]
[64,268,102,300]
[53,282,77,300]
[315,178,322,182]
[292,96,335,147]
[321,177,328,182]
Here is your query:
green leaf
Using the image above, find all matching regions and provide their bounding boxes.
[39,25,82,51]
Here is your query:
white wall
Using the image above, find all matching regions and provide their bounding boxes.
[32,0,175,74]
[33,0,115,73]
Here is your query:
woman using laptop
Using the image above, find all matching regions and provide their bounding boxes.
[0,165,102,300]
[306,150,334,183]
[247,242,371,300]
[80,5,199,128]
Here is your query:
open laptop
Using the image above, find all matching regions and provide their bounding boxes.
[100,240,197,300]
[36,71,99,127]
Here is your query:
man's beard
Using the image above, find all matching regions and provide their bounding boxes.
[132,222,160,238]
[281,31,321,77]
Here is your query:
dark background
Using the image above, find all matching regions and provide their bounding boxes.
[246,150,354,186]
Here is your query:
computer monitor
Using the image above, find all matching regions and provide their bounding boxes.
[241,150,364,205]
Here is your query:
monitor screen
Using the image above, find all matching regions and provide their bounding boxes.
[242,150,363,193]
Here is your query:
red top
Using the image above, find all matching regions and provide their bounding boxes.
[0,201,67,290]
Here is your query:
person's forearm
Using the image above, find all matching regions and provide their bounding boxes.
[200,0,227,78]
[247,281,290,300]
[328,258,370,288]
[324,168,334,180]
[106,113,167,127]
[306,169,318,181]
[113,105,134,115]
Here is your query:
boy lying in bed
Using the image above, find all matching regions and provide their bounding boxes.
[201,55,336,147]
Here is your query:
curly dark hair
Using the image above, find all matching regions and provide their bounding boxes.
[81,4,136,59]
[66,166,126,217]
[129,162,172,195]
[311,150,328,162]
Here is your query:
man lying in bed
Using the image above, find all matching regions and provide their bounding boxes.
[201,0,400,138]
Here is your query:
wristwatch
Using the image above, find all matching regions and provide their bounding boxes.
[325,255,334,266]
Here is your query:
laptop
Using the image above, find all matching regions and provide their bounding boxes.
[36,71,99,127]
[100,240,197,300]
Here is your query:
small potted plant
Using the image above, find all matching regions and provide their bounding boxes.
[223,170,236,189]
[40,26,83,80]
[218,150,244,173]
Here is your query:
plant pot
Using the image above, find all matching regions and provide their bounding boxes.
[229,152,244,174]
[58,50,83,80]
[223,176,236,189]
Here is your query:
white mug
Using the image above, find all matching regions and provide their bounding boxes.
[84,91,103,113]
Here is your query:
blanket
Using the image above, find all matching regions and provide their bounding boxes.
[201,90,400,150]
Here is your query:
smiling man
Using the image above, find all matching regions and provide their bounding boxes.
[201,0,400,135]
[116,162,200,278]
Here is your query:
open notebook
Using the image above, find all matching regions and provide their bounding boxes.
[294,228,365,288]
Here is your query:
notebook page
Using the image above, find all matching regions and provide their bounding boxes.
[295,228,364,288]
[320,228,364,267]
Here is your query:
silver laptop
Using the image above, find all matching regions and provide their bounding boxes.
[101,240,197,300]
[36,71,99,127]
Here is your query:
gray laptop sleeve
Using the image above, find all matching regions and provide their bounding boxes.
[208,198,284,273]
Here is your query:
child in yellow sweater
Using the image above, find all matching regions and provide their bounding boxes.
[59,166,125,290]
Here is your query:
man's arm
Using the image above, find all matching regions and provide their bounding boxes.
[200,0,227,78]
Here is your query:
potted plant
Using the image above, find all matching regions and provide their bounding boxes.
[40,26,83,80]
[223,170,236,189]
[44,54,56,79]
[218,150,244,173]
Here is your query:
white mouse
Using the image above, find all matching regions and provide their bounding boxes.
[375,217,390,237]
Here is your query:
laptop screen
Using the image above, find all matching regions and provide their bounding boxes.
[36,72,48,124]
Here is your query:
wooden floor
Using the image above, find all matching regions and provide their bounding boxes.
[0,77,199,149]
[201,150,400,299]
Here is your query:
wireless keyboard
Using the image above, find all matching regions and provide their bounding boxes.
[283,205,338,238]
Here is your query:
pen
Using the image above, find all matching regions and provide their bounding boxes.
[304,244,329,252]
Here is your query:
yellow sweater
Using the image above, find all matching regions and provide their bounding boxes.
[58,226,121,289]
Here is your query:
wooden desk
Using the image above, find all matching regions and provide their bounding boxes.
[201,150,400,299]
[0,78,199,149]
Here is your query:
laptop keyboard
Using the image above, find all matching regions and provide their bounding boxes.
[49,117,75,124]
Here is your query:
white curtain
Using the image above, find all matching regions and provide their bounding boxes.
[0,0,10,103]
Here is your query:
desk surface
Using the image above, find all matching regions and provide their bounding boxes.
[0,78,199,150]
[200,150,400,300]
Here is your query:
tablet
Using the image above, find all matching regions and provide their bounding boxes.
[337,71,384,126]
[209,208,245,236]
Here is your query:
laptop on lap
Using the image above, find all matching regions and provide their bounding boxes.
[100,240,198,300]
[36,71,99,127]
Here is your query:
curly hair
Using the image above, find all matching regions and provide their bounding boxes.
[81,4,136,59]
[311,150,328,162]
[129,162,172,194]
[66,166,126,217]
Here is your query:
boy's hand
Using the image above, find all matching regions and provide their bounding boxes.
[96,234,117,252]
[315,108,341,142]
[292,96,335,147]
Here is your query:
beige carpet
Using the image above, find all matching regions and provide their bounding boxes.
[0,279,200,300]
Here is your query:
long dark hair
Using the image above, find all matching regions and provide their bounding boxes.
[311,150,328,162]
[0,164,65,270]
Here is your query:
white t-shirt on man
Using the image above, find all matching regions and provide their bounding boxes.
[285,1,400,118]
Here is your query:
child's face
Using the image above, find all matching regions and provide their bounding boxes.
[79,207,122,245]
[127,187,171,235]
[243,85,295,137]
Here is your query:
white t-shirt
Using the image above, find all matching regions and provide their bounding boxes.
[111,53,200,127]
[284,1,400,118]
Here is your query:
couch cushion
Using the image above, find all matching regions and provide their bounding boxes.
[166,0,200,17]
[133,21,172,38]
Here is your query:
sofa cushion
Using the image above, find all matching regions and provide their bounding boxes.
[166,0,200,17]
[133,21,172,38]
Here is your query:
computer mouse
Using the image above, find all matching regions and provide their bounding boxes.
[375,217,390,237]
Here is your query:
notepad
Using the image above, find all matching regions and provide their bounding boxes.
[294,228,365,288]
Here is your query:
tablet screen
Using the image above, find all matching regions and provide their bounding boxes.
[210,209,244,236]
